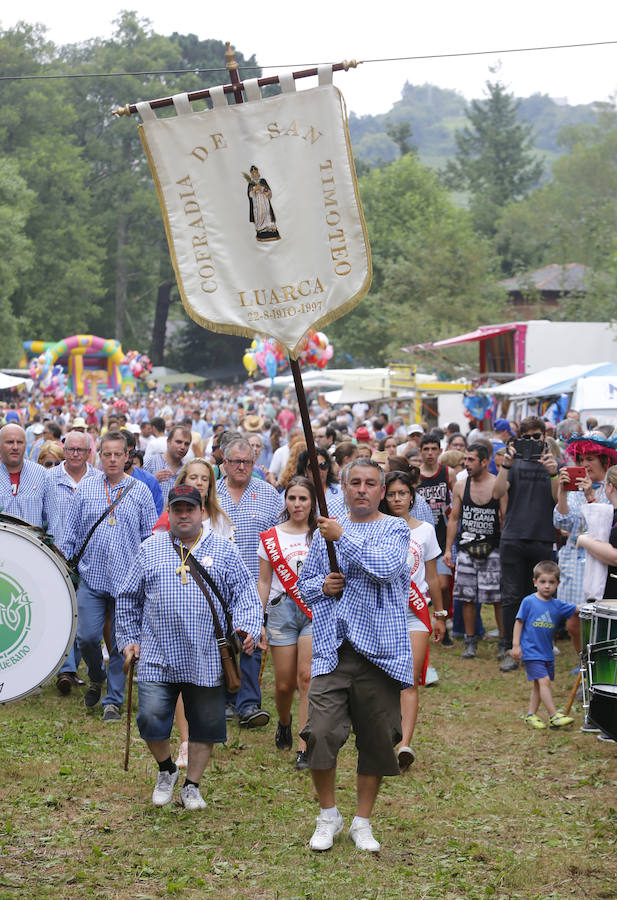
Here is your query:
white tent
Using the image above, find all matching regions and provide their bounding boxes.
[571,376,617,420]
[0,372,32,390]
[478,363,617,399]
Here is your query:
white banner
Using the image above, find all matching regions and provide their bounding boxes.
[138,81,371,354]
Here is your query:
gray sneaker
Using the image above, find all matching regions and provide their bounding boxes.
[461,636,477,659]
[152,768,178,807]
[497,639,508,661]
[180,783,206,810]
[499,653,520,672]
[102,704,121,722]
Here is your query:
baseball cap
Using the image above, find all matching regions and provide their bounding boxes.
[168,485,202,507]
[408,424,423,435]
[355,426,371,442]
[32,424,44,435]
[493,419,514,435]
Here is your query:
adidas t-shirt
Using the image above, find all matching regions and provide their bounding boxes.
[515,593,577,661]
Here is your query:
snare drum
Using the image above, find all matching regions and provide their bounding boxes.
[587,640,617,740]
[0,521,77,704]
[591,600,617,644]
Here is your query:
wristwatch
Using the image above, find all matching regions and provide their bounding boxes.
[433,610,448,618]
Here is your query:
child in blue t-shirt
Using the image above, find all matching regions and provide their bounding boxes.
[511,560,579,729]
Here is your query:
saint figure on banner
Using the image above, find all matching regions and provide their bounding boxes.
[244,165,281,242]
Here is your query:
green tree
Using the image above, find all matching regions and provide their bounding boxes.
[444,78,543,237]
[0,158,34,365]
[0,23,104,346]
[329,154,505,369]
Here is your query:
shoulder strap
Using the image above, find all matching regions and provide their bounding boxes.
[463,473,472,506]
[72,478,137,567]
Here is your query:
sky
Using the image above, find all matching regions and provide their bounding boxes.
[3,1,617,116]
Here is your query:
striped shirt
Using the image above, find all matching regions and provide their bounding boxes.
[116,530,262,685]
[60,474,157,596]
[0,459,48,527]
[217,477,284,581]
[298,513,413,685]
[44,462,100,544]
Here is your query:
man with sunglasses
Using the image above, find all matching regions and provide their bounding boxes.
[492,416,559,671]
[45,429,99,694]
[0,423,47,528]
[217,437,284,727]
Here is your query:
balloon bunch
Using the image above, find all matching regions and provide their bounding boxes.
[242,330,334,379]
[297,330,334,369]
[29,353,66,399]
[120,350,152,381]
[242,338,289,379]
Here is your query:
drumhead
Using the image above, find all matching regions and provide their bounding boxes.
[594,600,617,618]
[579,603,595,619]
[0,522,77,704]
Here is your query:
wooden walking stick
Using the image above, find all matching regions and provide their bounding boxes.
[564,668,582,716]
[123,649,135,771]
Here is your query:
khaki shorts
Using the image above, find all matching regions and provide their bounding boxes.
[300,642,402,776]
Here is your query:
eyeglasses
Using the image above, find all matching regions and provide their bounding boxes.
[521,432,543,441]
[64,447,88,455]
[227,459,252,467]
[42,460,61,467]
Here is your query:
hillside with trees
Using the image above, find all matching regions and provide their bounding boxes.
[1,17,615,374]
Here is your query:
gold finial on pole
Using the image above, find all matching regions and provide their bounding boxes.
[225,42,238,72]
[113,104,132,118]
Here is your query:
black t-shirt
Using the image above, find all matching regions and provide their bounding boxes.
[458,476,501,550]
[501,459,555,543]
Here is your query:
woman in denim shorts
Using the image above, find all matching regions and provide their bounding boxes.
[257,477,317,770]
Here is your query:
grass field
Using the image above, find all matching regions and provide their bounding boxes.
[1,625,616,900]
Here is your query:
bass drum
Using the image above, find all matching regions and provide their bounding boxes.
[0,521,77,704]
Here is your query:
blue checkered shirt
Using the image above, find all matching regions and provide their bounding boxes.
[298,514,413,685]
[0,459,47,527]
[143,452,176,504]
[44,462,100,544]
[554,485,610,605]
[60,474,157,596]
[116,530,262,685]
[217,477,284,580]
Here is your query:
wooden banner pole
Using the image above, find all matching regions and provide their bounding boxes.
[225,47,339,574]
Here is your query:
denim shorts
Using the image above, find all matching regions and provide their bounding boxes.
[524,660,555,682]
[136,681,226,743]
[266,594,313,646]
[436,554,452,576]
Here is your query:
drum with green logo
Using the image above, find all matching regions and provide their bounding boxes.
[587,640,617,740]
[0,521,77,704]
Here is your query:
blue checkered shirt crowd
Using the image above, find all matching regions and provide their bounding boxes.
[0,459,48,527]
[143,452,177,505]
[44,461,100,544]
[217,476,284,580]
[298,514,413,685]
[116,530,262,686]
[60,474,157,596]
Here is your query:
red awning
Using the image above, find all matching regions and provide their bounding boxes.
[402,323,520,352]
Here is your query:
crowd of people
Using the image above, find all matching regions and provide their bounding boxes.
[1,388,615,852]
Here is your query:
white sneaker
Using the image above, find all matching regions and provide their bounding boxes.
[348,820,380,852]
[175,741,188,768]
[152,768,178,807]
[309,810,344,851]
[180,783,206,810]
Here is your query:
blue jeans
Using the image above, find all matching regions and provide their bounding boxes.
[76,582,125,708]
[226,649,263,714]
[59,638,82,675]
[137,681,226,743]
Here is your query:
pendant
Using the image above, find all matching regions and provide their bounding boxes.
[108,515,117,526]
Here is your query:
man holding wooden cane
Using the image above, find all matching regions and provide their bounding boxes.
[116,485,262,810]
